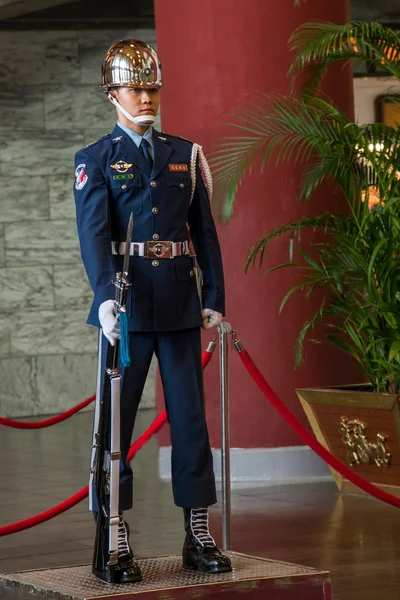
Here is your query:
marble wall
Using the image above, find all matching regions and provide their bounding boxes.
[0,28,158,417]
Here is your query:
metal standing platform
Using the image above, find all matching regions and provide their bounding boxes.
[0,551,331,600]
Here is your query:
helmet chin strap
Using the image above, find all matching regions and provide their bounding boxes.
[107,93,156,126]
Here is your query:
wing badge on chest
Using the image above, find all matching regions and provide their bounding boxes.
[110,160,133,173]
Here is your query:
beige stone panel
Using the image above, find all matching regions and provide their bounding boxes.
[0,225,5,267]
[0,31,79,86]
[0,176,49,222]
[0,88,44,130]
[45,85,115,131]
[10,309,97,356]
[54,264,93,310]
[5,219,80,266]
[0,314,11,357]
[0,266,53,312]
[36,353,97,415]
[0,131,83,176]
[0,352,96,418]
[49,175,75,220]
[0,356,37,417]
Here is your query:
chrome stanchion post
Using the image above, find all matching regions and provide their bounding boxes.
[218,321,232,551]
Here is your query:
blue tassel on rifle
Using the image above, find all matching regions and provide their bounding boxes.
[118,310,131,368]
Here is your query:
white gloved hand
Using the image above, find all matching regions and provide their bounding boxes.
[98,299,120,346]
[201,308,222,329]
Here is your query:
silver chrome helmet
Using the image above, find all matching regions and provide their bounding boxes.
[99,39,163,89]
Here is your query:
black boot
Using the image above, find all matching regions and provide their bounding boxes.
[182,508,232,573]
[93,513,142,584]
[114,514,142,584]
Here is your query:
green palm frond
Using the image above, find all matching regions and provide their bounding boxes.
[245,213,348,270]
[294,300,334,366]
[289,22,400,92]
[211,94,356,220]
[211,94,400,222]
[255,212,400,389]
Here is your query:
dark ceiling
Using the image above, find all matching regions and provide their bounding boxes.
[0,0,155,29]
[351,0,400,23]
[0,0,399,30]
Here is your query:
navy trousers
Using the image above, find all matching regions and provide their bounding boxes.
[91,327,217,512]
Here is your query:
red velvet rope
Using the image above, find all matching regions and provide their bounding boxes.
[0,349,214,537]
[0,396,95,429]
[239,349,400,509]
[201,348,213,370]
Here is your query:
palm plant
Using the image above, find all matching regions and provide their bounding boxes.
[210,22,400,394]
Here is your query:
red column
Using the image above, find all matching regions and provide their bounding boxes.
[154,0,356,450]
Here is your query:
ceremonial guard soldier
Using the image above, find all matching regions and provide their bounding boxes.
[73,39,231,584]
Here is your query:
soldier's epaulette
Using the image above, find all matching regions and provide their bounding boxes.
[160,132,193,146]
[84,133,111,149]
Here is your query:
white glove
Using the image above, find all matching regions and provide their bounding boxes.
[201,308,222,329]
[99,299,120,346]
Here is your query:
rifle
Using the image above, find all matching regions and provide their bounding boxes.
[91,213,133,583]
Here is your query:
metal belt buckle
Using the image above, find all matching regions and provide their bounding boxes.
[146,241,172,259]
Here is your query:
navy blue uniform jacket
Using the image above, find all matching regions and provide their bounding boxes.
[73,125,225,331]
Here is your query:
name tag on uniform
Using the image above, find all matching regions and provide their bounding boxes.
[169,164,188,172]
[113,174,135,180]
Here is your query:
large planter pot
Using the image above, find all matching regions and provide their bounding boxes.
[296,385,400,496]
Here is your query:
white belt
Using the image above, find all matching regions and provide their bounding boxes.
[111,240,190,259]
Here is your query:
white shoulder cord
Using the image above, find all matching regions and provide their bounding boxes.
[190,143,213,204]
[189,142,214,309]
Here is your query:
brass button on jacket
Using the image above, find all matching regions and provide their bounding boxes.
[153,233,160,241]
[152,260,159,267]
[150,180,157,187]
[152,207,159,214]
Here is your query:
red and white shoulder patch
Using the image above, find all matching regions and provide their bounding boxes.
[75,164,88,190]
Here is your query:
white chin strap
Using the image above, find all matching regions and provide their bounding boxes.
[107,93,156,126]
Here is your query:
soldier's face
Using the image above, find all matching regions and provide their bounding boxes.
[112,87,160,125]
